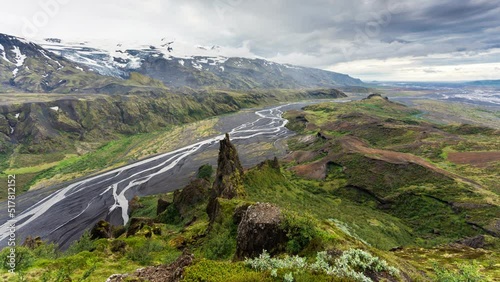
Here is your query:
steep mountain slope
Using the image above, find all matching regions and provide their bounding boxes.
[0,34,117,93]
[39,37,364,89]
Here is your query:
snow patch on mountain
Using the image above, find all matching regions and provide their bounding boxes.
[36,37,243,77]
[12,46,27,67]
[192,61,203,70]
[0,44,10,63]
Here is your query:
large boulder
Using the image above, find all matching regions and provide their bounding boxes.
[456,235,485,249]
[126,217,155,237]
[173,178,210,217]
[235,203,287,259]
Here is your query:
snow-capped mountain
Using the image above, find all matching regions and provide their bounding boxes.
[0,33,364,93]
[37,37,229,78]
[37,37,364,89]
[0,33,123,93]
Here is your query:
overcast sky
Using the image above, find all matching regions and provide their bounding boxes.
[1,0,499,81]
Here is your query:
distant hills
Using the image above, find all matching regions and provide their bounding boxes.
[467,80,500,86]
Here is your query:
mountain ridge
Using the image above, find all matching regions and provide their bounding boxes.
[1,33,364,93]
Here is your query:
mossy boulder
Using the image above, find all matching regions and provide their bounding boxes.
[110,239,127,253]
[126,217,155,237]
[90,220,113,240]
[235,203,287,259]
[22,236,43,249]
[173,178,210,218]
[157,198,171,216]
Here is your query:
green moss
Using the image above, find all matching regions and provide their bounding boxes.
[197,164,214,180]
[183,260,268,282]
[129,195,158,219]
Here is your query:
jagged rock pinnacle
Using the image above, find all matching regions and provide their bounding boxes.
[211,133,244,199]
[206,133,245,221]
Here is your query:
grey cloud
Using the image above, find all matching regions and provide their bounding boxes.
[0,0,498,80]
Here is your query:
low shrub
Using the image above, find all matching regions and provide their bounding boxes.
[280,211,318,254]
[203,225,236,260]
[33,242,60,260]
[433,262,483,282]
[126,240,164,265]
[245,249,400,282]
[0,246,35,272]
[65,230,95,256]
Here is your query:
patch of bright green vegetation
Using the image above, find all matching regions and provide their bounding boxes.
[0,226,182,281]
[183,260,267,282]
[243,164,414,250]
[26,134,147,190]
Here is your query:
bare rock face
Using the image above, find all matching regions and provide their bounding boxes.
[207,133,245,221]
[235,203,287,260]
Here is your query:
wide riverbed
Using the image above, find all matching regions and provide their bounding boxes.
[0,100,342,249]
